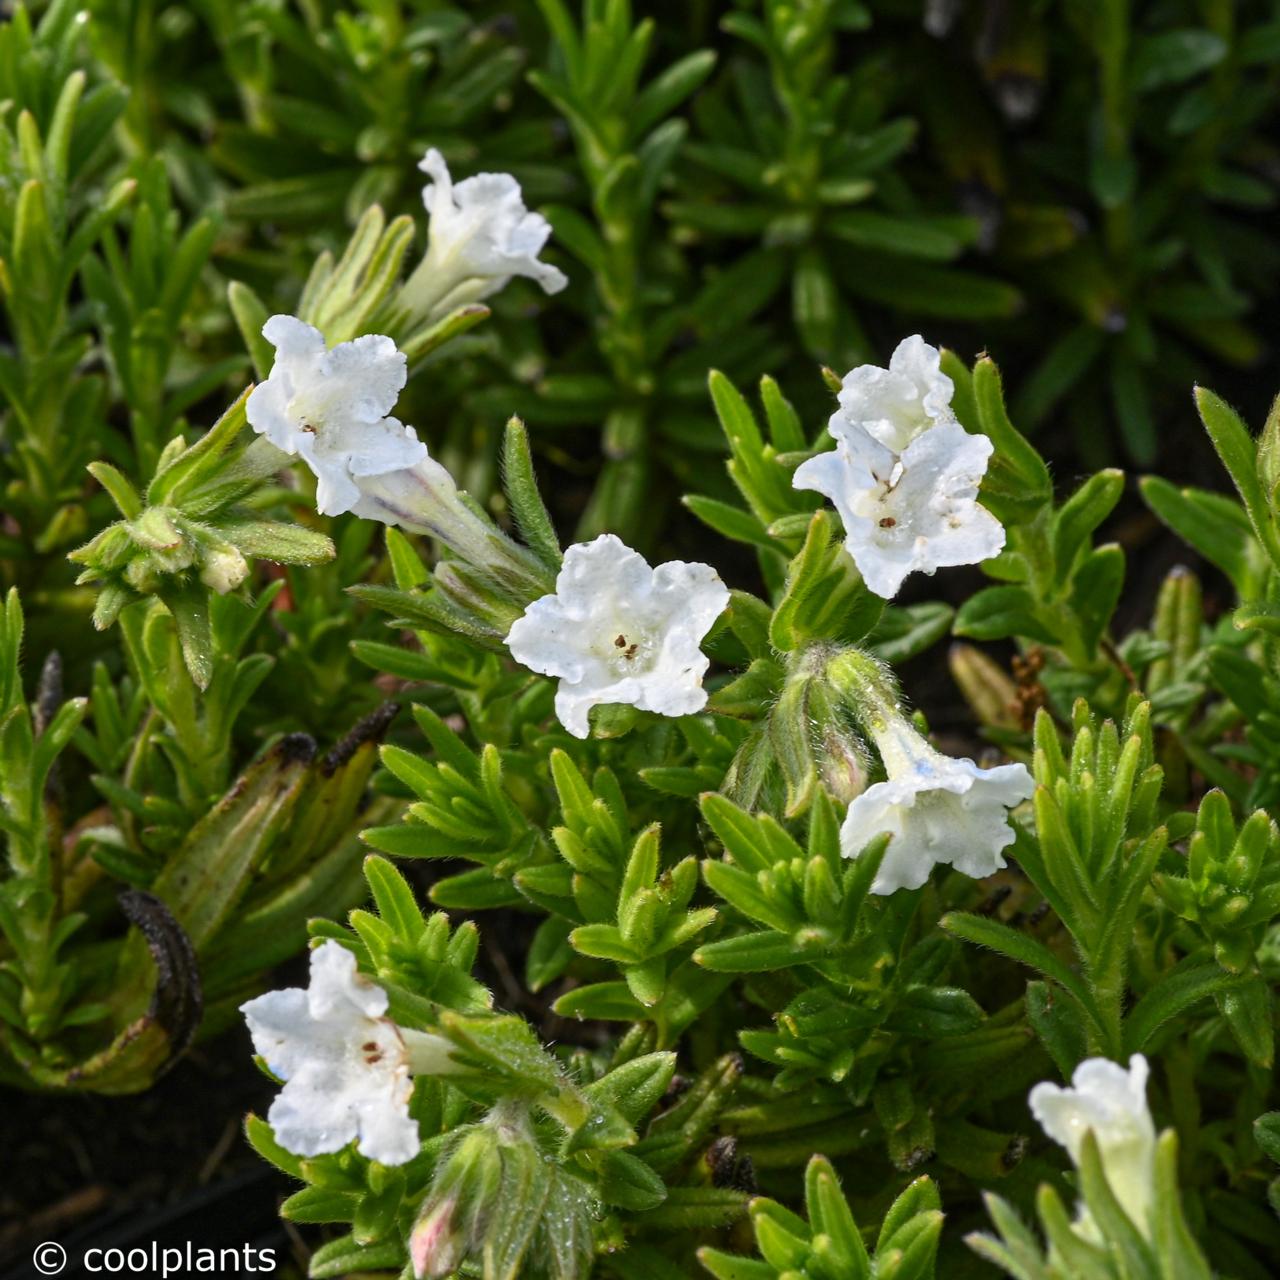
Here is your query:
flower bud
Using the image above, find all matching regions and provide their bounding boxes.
[199,544,249,594]
[129,506,185,555]
[410,1195,464,1280]
[409,1123,505,1278]
[819,724,868,804]
[1256,391,1280,508]
[124,554,163,594]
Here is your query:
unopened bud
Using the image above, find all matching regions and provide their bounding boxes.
[129,506,184,554]
[1256,391,1280,506]
[200,545,249,594]
[124,555,163,594]
[819,725,868,804]
[410,1195,463,1280]
[409,1122,505,1279]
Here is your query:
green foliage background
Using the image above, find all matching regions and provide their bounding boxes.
[7,0,1280,626]
[5,1,1280,1278]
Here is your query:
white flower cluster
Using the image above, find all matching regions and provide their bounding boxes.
[247,148,566,519]
[1030,1054,1157,1240]
[241,941,456,1166]
[793,335,1004,599]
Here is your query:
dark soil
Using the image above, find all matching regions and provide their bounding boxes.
[0,1028,296,1277]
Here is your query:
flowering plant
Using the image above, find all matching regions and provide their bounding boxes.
[3,3,1280,1278]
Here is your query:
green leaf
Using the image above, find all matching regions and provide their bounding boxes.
[308,1234,405,1279]
[554,981,647,1022]
[502,418,561,572]
[219,519,335,566]
[597,1149,667,1210]
[971,356,1052,524]
[165,584,213,690]
[806,1156,870,1278]
[1216,976,1274,1068]
[941,912,1102,1033]
[700,792,801,874]
[869,602,951,664]
[839,256,1022,319]
[1133,30,1227,91]
[228,281,274,380]
[826,210,969,260]
[1025,980,1087,1077]
[584,1052,675,1125]
[684,495,771,549]
[437,1010,561,1095]
[953,586,1055,644]
[281,1187,362,1224]
[1139,476,1259,594]
[698,1247,776,1280]
[792,247,840,360]
[1069,544,1124,653]
[769,512,875,650]
[148,735,316,948]
[87,462,142,519]
[1195,386,1280,568]
[147,387,251,507]
[244,1113,304,1179]
[1052,470,1124,573]
[1254,1113,1280,1165]
[1124,961,1248,1054]
[694,930,804,972]
[631,49,717,136]
[363,855,424,945]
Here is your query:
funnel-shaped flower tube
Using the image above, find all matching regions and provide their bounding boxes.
[399,148,567,326]
[1029,1054,1157,1238]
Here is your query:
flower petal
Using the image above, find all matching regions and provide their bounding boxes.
[836,334,955,453]
[308,940,389,1020]
[262,314,328,361]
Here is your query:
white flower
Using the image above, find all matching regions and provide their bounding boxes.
[247,315,426,517]
[835,334,956,454]
[505,534,729,739]
[415,148,567,309]
[793,419,1004,599]
[241,941,448,1166]
[840,716,1033,894]
[1029,1054,1156,1237]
